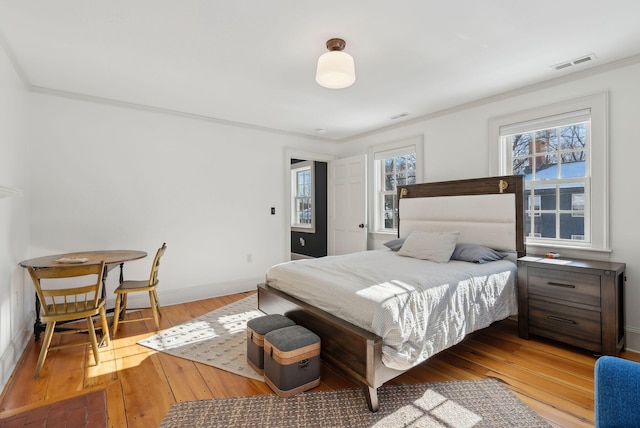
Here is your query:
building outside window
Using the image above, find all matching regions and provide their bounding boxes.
[291,161,314,232]
[572,193,585,217]
[528,195,541,217]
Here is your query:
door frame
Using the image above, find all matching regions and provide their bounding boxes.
[284,149,336,261]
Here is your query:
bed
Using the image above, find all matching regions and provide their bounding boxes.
[257,175,524,411]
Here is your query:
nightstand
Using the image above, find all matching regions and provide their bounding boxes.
[517,256,626,355]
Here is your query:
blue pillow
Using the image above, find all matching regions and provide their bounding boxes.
[383,237,406,251]
[450,243,506,264]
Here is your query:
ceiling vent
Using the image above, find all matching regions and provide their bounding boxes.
[552,53,597,71]
[390,112,410,120]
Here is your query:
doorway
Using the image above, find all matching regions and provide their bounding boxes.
[285,150,334,261]
[290,159,327,259]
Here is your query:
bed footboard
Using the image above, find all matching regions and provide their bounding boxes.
[257,283,383,411]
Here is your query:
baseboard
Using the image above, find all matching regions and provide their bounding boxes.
[290,253,315,260]
[624,327,640,354]
[0,317,33,396]
[107,276,263,309]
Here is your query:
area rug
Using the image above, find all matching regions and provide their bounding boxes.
[0,389,107,428]
[137,294,264,381]
[159,378,549,427]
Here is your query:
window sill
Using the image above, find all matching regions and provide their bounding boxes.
[369,231,398,239]
[526,242,612,261]
[291,227,316,234]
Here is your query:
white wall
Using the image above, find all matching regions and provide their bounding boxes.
[27,93,339,309]
[0,45,30,392]
[340,58,640,351]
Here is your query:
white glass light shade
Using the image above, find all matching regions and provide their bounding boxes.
[315,50,356,89]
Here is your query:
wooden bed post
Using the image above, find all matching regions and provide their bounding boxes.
[364,386,379,412]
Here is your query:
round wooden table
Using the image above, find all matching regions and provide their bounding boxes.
[20,250,147,341]
[19,250,147,269]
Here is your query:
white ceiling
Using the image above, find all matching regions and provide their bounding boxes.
[1,1,639,141]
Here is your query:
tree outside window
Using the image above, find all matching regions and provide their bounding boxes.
[370,136,423,235]
[379,153,416,231]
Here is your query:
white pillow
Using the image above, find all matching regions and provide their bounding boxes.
[397,231,459,262]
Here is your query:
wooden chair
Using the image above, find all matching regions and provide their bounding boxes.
[27,261,110,378]
[112,243,166,336]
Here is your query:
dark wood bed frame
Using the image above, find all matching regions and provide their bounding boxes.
[258,175,524,411]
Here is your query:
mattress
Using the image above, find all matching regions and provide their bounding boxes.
[265,249,517,371]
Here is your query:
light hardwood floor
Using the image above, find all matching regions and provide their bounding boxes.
[1,291,638,427]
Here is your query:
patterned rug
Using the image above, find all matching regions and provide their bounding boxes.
[159,378,549,427]
[137,294,264,381]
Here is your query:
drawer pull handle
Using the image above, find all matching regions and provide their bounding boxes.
[547,315,577,324]
[547,281,576,289]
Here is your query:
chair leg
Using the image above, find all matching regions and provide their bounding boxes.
[34,321,56,379]
[121,294,128,319]
[112,293,122,337]
[149,291,160,329]
[153,290,162,316]
[87,316,100,365]
[99,307,110,347]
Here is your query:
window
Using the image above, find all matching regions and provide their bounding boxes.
[490,93,609,251]
[379,153,416,230]
[507,118,589,242]
[370,136,423,233]
[291,161,315,232]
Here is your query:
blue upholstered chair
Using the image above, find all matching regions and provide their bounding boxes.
[594,356,640,427]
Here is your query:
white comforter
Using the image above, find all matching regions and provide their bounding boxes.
[265,250,517,371]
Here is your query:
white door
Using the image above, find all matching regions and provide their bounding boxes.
[329,154,367,255]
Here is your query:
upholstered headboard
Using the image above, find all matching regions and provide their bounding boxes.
[397,175,525,257]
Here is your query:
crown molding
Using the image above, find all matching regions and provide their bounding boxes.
[30,85,336,143]
[339,54,640,143]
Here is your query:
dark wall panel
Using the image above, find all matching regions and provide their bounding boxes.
[291,161,327,258]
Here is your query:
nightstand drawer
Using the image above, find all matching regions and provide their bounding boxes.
[518,257,625,355]
[528,267,600,306]
[529,299,601,350]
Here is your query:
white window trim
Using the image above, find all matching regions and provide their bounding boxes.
[291,160,315,233]
[489,92,609,253]
[368,135,424,236]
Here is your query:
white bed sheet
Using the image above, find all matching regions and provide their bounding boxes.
[265,250,517,371]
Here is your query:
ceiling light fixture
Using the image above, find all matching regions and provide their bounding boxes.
[315,38,356,89]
